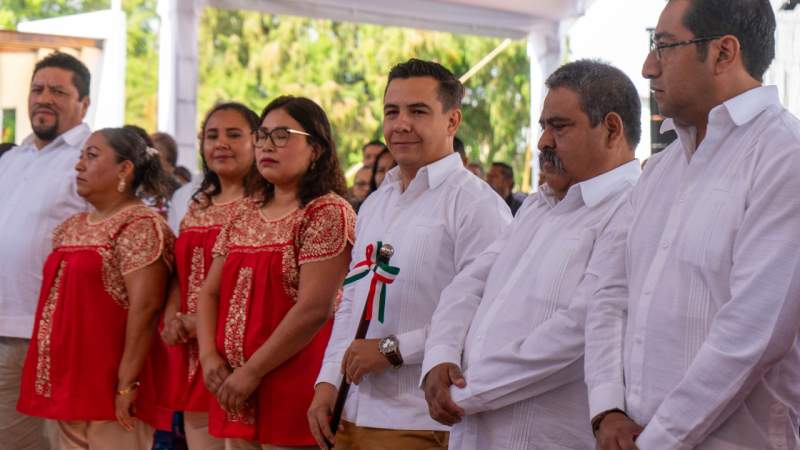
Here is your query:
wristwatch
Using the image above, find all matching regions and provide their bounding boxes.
[378,335,404,368]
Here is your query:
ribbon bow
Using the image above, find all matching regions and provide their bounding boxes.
[343,242,399,323]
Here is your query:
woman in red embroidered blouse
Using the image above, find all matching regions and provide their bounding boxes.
[158,102,260,449]
[197,96,355,449]
[17,127,175,450]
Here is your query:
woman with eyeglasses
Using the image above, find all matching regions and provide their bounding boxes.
[196,96,355,449]
[157,102,259,449]
[17,127,174,449]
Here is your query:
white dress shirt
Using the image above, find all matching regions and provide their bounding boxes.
[316,152,512,431]
[585,86,800,449]
[0,124,90,338]
[167,175,201,232]
[422,160,640,450]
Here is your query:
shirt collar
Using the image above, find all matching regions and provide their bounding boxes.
[576,159,641,208]
[382,152,463,191]
[21,123,90,151]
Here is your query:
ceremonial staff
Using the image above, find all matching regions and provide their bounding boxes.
[327,241,399,446]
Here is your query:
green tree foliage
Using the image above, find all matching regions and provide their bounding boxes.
[2,2,532,181]
[198,9,531,178]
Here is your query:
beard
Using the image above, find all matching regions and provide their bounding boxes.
[539,149,566,174]
[30,110,60,142]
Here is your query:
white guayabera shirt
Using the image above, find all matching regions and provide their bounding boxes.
[585,86,800,450]
[0,123,90,338]
[317,153,512,431]
[422,160,641,450]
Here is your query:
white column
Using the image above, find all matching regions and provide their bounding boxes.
[527,26,562,192]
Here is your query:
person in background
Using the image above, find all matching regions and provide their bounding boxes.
[151,132,184,186]
[368,147,396,194]
[174,166,193,185]
[486,162,524,216]
[0,143,15,159]
[466,162,484,179]
[453,136,467,166]
[159,102,260,450]
[349,165,373,212]
[17,127,175,449]
[0,51,92,450]
[196,96,355,449]
[362,140,387,168]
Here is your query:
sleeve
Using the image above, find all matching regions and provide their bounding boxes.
[584,198,633,419]
[396,190,514,366]
[635,136,800,449]
[450,197,630,415]
[115,216,170,275]
[298,199,356,266]
[420,220,516,385]
[211,213,234,259]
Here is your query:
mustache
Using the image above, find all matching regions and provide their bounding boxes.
[539,149,565,174]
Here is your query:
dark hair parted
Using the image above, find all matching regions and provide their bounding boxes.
[545,59,642,149]
[255,96,347,207]
[33,52,91,100]
[680,0,775,81]
[386,59,465,111]
[193,102,261,207]
[97,127,172,203]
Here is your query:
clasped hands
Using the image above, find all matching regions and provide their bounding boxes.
[200,352,261,415]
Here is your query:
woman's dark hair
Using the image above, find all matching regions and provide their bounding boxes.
[193,102,261,207]
[123,124,180,197]
[98,127,172,203]
[369,148,395,193]
[255,96,347,207]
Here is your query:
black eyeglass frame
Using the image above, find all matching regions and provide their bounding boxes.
[251,127,312,148]
[649,35,724,60]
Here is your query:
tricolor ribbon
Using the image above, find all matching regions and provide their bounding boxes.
[342,242,399,323]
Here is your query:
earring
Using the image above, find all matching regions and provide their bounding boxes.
[117,178,126,193]
[310,160,317,172]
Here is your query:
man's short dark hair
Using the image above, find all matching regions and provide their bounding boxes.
[32,52,91,99]
[545,59,642,149]
[152,132,179,166]
[453,136,465,158]
[681,0,775,81]
[362,140,387,153]
[386,58,465,111]
[491,162,514,182]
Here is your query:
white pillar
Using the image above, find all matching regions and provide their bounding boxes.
[157,0,204,172]
[527,26,561,192]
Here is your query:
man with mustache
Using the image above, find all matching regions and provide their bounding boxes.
[0,52,91,450]
[421,60,642,449]
[586,1,800,449]
[307,59,511,450]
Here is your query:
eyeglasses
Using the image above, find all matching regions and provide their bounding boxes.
[649,35,722,60]
[252,127,311,148]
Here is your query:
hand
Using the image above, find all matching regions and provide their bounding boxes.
[341,338,391,385]
[114,389,138,432]
[216,364,261,414]
[201,352,232,395]
[307,383,339,450]
[161,315,190,345]
[423,363,466,426]
[177,312,197,339]
[595,412,643,450]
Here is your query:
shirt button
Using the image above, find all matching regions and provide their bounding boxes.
[661,240,670,249]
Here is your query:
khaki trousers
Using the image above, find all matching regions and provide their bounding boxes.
[184,411,225,450]
[333,421,448,450]
[0,337,50,450]
[224,438,316,450]
[56,420,153,450]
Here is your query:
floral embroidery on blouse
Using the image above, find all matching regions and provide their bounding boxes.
[223,267,253,369]
[35,260,66,398]
[179,198,244,232]
[212,194,356,301]
[51,205,175,308]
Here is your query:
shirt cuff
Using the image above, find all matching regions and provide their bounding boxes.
[588,382,627,419]
[635,415,691,450]
[396,328,427,366]
[419,344,462,387]
[450,380,484,415]
[316,362,343,387]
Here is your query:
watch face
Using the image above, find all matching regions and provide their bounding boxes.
[380,336,397,353]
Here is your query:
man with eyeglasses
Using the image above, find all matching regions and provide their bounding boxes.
[585,1,800,449]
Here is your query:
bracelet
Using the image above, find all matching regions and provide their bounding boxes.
[116,381,141,396]
[591,408,627,437]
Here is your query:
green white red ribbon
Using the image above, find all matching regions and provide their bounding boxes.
[343,242,399,323]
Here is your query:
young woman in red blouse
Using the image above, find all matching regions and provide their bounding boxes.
[17,127,174,449]
[197,96,355,449]
[158,102,260,449]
